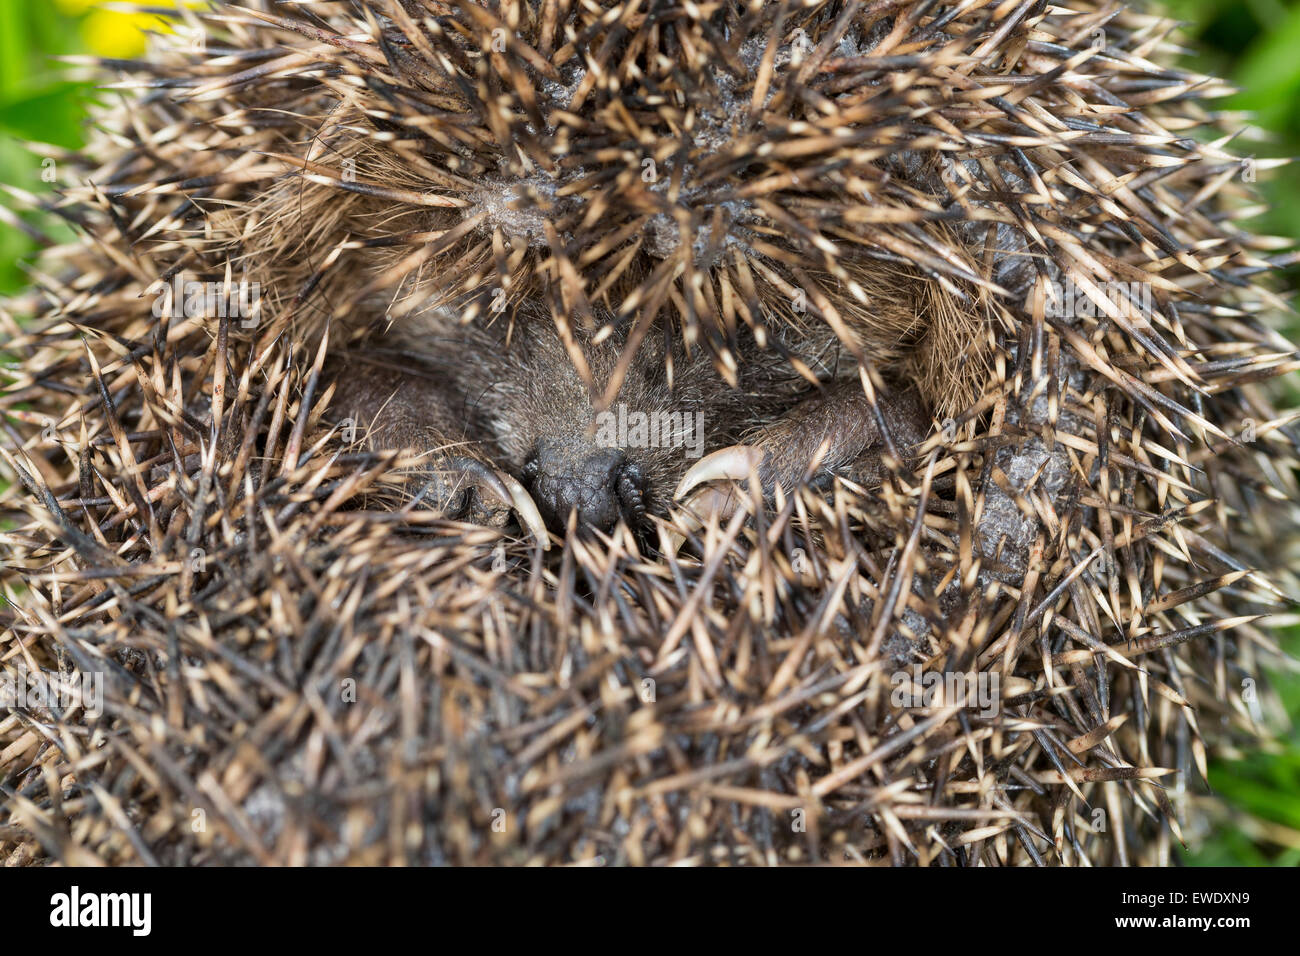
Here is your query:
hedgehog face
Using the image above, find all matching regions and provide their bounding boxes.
[343,302,925,538]
[470,318,722,533]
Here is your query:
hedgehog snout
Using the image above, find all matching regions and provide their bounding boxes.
[522,442,647,533]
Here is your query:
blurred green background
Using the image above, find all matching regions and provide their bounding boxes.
[0,0,1297,864]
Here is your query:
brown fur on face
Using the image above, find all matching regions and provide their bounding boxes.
[330,299,932,532]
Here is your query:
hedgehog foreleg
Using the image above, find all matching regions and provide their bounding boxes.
[329,357,548,546]
[675,378,930,509]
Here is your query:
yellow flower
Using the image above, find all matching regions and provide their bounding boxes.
[80,9,156,59]
[60,2,210,61]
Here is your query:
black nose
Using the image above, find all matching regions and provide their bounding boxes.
[523,443,643,533]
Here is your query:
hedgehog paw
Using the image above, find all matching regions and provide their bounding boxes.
[672,385,927,522]
[668,443,828,549]
[673,443,848,500]
[407,456,550,549]
[671,446,766,523]
[671,442,888,526]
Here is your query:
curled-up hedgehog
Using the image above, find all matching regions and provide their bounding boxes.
[1,0,1298,866]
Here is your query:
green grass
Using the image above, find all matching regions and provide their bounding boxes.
[1170,0,1300,289]
[0,0,1297,864]
[0,0,97,295]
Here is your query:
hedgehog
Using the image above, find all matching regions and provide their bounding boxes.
[1,0,1297,867]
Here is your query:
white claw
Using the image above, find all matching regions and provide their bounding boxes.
[668,488,723,552]
[668,484,755,554]
[499,472,551,550]
[673,445,766,500]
